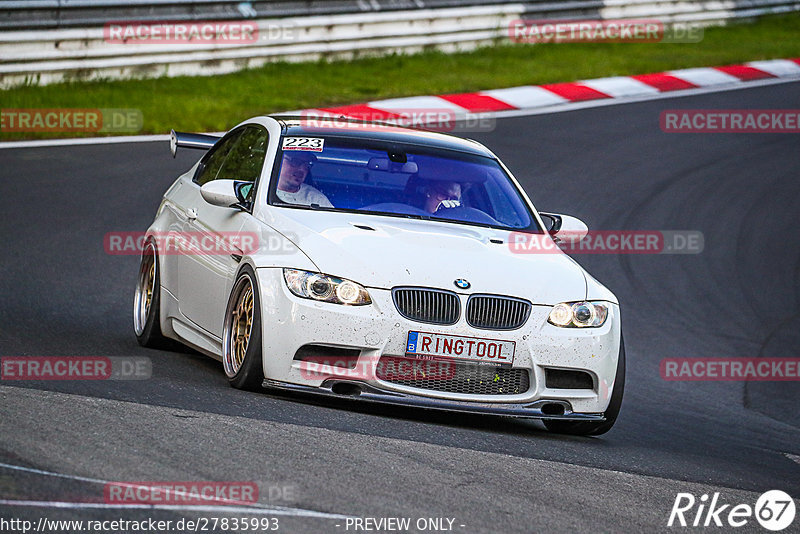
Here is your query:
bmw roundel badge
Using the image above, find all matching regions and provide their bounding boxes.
[454,279,471,289]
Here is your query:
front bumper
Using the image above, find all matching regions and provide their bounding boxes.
[256,268,621,416]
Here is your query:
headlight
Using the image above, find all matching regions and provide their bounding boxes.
[283,269,371,305]
[548,301,608,328]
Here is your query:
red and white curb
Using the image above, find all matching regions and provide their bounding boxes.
[303,58,800,120]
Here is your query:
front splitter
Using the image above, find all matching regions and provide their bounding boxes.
[262,378,605,421]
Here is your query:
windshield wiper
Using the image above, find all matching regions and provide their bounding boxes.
[358,209,431,221]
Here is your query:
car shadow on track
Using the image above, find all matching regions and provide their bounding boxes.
[251,386,602,443]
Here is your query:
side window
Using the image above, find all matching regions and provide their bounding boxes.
[194,129,244,186]
[216,126,269,185]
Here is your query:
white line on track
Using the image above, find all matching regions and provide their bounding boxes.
[0,134,169,149]
[0,461,353,519]
[0,500,347,517]
[0,76,797,150]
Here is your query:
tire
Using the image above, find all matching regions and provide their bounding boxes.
[222,265,264,391]
[133,240,170,348]
[543,335,626,436]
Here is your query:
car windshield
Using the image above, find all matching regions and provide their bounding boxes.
[269,136,537,231]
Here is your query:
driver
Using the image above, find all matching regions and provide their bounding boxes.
[276,152,333,208]
[422,180,462,213]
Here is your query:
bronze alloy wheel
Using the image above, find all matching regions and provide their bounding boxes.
[224,274,255,377]
[134,243,157,336]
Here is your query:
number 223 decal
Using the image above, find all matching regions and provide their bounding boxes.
[282,137,324,152]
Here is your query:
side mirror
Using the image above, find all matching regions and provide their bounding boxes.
[539,212,588,244]
[200,180,246,208]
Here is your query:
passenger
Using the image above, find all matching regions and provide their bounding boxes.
[276,152,333,208]
[422,180,462,213]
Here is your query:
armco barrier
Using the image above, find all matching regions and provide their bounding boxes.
[1,0,798,88]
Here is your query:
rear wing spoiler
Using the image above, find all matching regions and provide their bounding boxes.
[169,129,220,157]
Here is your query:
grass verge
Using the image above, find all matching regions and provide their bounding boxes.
[1,13,799,140]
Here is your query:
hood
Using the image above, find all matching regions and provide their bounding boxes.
[267,209,588,304]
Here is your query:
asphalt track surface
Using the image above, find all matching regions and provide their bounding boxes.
[1,82,799,533]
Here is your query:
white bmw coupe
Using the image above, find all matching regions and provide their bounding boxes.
[134,116,624,435]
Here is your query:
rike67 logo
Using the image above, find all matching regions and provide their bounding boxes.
[668,490,796,530]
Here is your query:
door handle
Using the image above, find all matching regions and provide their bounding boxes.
[187,208,198,220]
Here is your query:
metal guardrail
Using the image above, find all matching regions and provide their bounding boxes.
[1,0,798,88]
[0,0,559,30]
